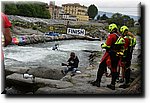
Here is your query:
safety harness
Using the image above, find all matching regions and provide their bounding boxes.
[102,33,125,56]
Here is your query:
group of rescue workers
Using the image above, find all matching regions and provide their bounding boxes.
[61,23,136,90]
[91,23,136,90]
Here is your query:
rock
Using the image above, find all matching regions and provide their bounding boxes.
[6,73,36,93]
[5,87,22,94]
[35,86,96,94]
[124,76,142,94]
[35,77,73,89]
[35,87,57,94]
[61,73,94,85]
[28,67,64,80]
[6,73,73,94]
[5,67,31,76]
[60,74,73,82]
[6,73,34,84]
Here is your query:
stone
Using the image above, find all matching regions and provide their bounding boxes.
[5,87,22,94]
[6,73,36,93]
[5,67,31,76]
[35,86,95,94]
[6,73,73,91]
[28,67,64,80]
[35,87,57,94]
[60,74,73,82]
[35,77,73,89]
[6,73,34,84]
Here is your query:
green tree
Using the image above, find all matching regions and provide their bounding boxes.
[2,1,51,19]
[87,4,98,19]
[100,14,108,20]
[97,15,100,20]
[3,2,19,15]
[111,13,122,26]
[107,13,134,27]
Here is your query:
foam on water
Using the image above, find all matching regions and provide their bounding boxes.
[3,38,141,68]
[4,40,101,67]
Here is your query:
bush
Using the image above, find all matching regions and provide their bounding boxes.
[2,1,51,19]
[32,26,37,30]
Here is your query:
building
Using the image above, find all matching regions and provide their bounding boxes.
[62,3,89,21]
[49,1,62,19]
[76,15,89,21]
[61,13,77,21]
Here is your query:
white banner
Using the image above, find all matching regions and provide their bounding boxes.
[67,28,85,36]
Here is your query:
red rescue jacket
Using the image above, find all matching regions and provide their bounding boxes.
[100,33,120,70]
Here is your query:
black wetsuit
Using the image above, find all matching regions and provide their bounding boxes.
[67,56,79,70]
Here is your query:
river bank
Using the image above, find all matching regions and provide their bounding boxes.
[4,46,142,95]
[9,15,108,46]
[11,33,101,46]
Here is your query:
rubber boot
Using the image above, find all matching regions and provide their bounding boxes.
[116,72,120,83]
[119,68,130,89]
[91,80,100,87]
[107,84,115,90]
[91,69,102,87]
[125,68,131,84]
[107,72,117,90]
[91,62,106,87]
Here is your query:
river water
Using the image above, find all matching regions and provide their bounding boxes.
[4,35,141,70]
[4,40,103,69]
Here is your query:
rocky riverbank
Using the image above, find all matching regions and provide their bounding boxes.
[4,48,142,95]
[9,15,108,46]
[11,33,101,46]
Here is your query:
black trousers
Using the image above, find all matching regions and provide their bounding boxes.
[109,51,120,85]
[96,51,120,85]
[123,46,134,84]
[124,46,134,68]
[95,60,107,83]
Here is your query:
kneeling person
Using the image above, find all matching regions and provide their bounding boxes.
[61,52,80,76]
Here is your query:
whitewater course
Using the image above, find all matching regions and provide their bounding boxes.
[3,34,142,95]
[3,15,142,95]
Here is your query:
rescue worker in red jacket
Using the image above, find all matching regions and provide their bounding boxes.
[91,23,125,90]
[119,26,136,88]
[1,12,12,47]
[1,12,12,94]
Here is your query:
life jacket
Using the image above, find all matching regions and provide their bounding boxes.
[123,35,136,58]
[124,36,136,47]
[111,33,125,56]
[101,33,125,56]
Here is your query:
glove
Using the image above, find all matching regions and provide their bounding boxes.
[101,43,104,47]
[132,38,136,46]
[101,43,110,49]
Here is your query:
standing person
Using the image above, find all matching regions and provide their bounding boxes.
[91,23,125,90]
[61,52,80,76]
[1,12,12,47]
[1,12,12,93]
[119,26,136,88]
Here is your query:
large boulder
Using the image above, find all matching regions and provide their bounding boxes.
[6,73,36,93]
[35,77,73,89]
[5,66,64,80]
[5,67,30,76]
[6,73,73,90]
[28,67,64,80]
